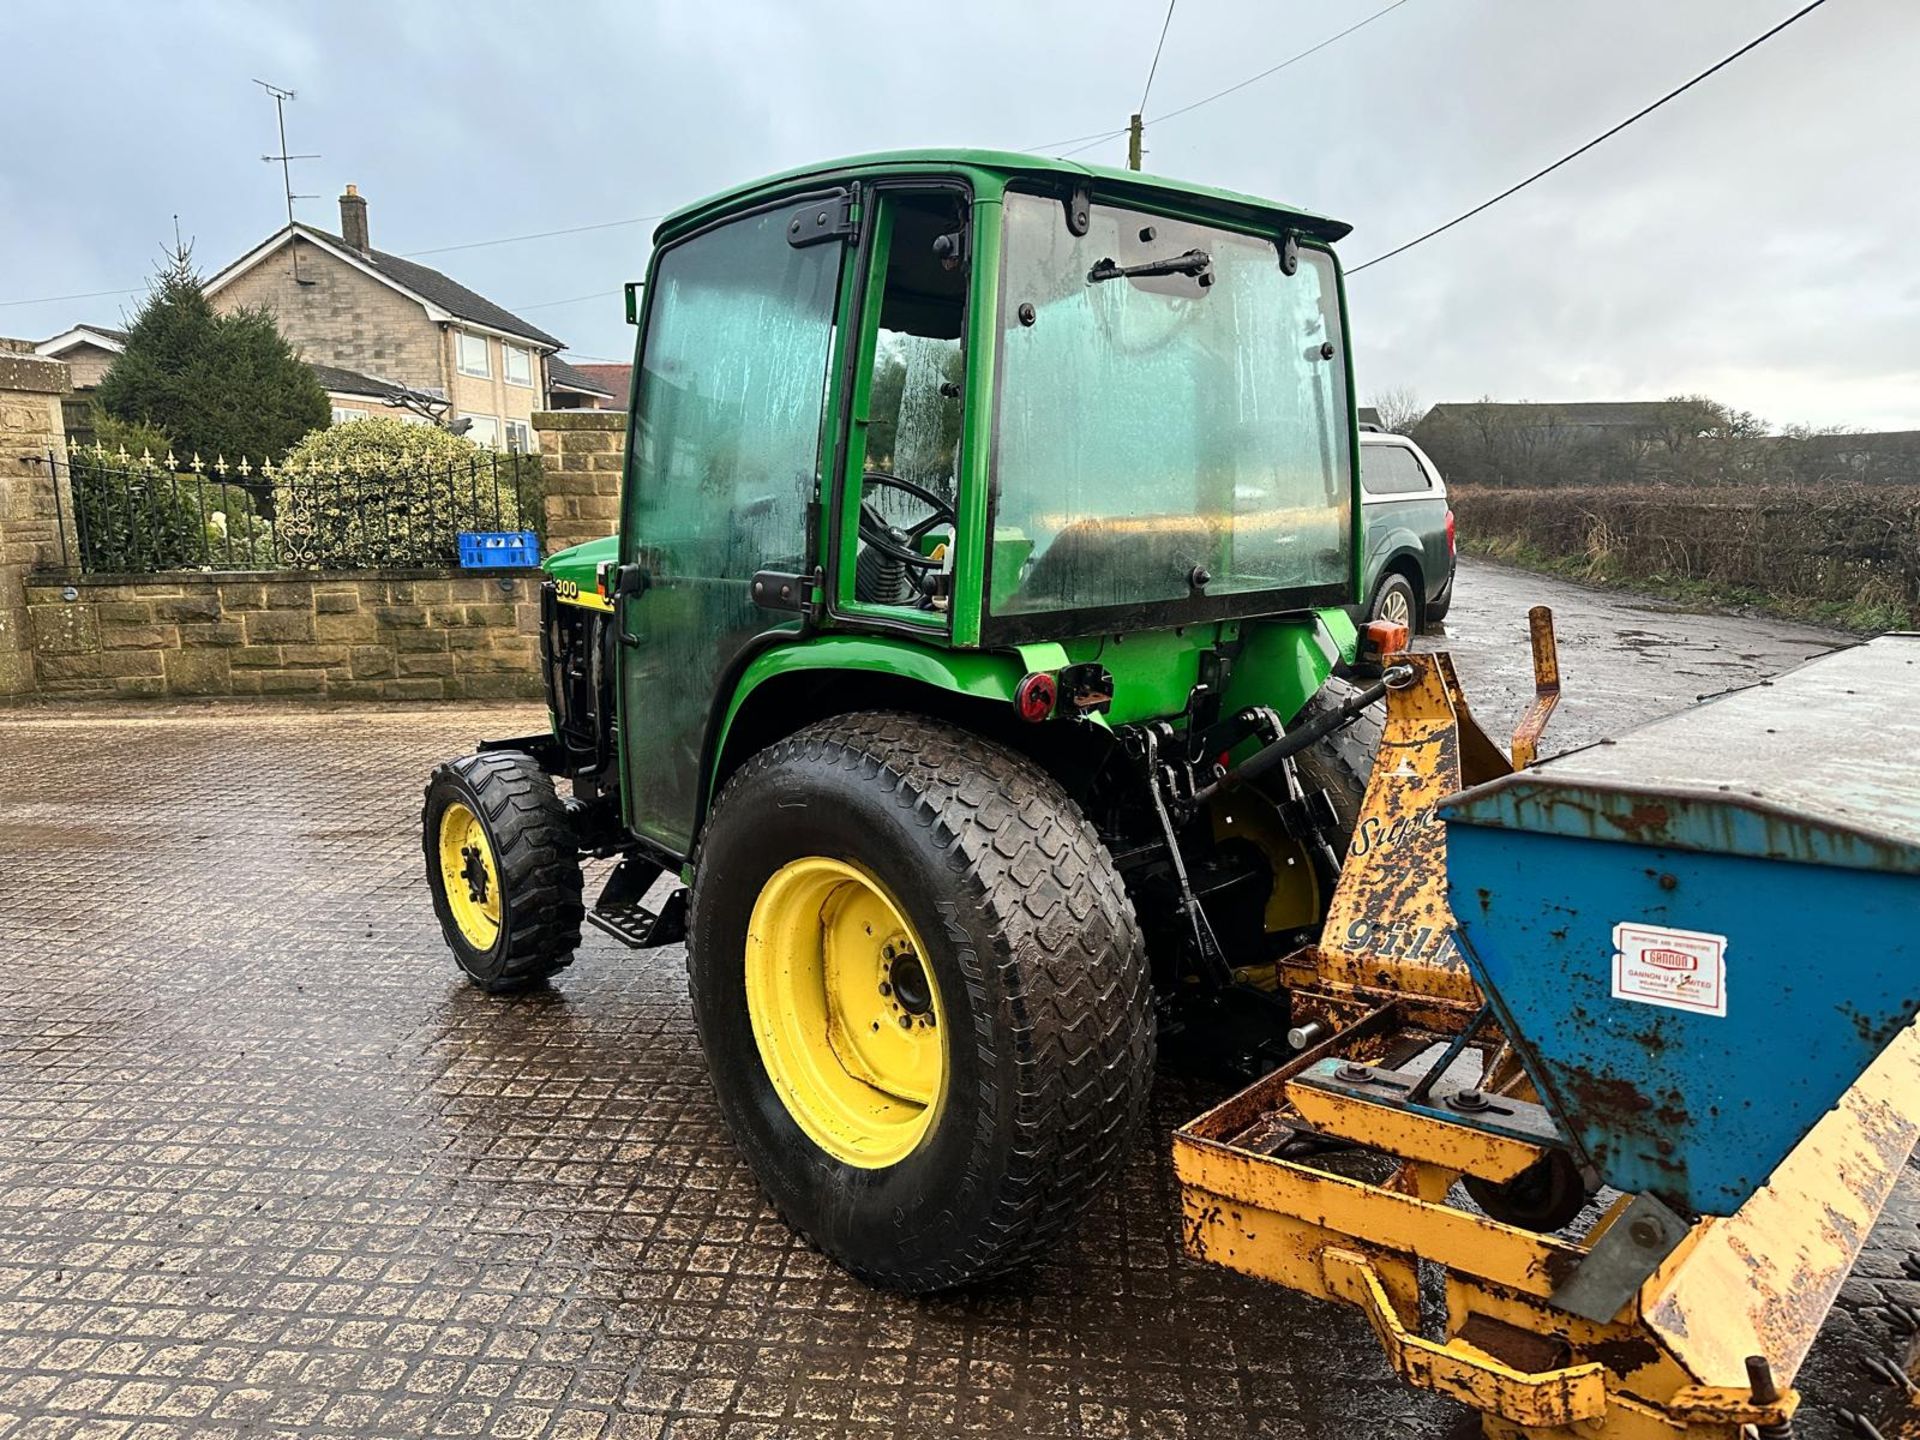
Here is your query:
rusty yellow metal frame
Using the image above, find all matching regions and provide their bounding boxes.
[1175,1050,1813,1437]
[1279,631,1534,1009]
[1173,608,1920,1437]
[1285,1081,1543,1183]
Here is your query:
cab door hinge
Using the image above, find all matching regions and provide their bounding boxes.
[750,567,823,616]
[787,186,860,248]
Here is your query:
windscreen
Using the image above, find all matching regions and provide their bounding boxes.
[991,190,1351,622]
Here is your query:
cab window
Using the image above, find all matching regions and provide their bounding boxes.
[843,190,969,619]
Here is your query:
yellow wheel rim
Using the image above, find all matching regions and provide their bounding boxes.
[438,801,502,950]
[745,857,948,1169]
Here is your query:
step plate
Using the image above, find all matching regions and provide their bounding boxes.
[587,888,687,950]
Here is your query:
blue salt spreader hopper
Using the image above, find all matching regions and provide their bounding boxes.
[1440,634,1920,1219]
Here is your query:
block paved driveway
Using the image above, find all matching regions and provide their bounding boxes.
[0,561,1913,1440]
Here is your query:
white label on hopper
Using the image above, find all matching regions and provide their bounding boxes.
[1611,922,1727,1017]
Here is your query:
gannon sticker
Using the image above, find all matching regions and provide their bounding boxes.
[1611,922,1727,1017]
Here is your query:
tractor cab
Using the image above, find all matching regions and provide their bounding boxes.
[557,151,1362,858]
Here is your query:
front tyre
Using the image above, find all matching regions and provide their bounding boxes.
[688,711,1154,1292]
[423,751,584,991]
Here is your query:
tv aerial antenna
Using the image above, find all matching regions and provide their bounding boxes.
[255,79,319,284]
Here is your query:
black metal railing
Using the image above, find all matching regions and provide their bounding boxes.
[38,445,545,575]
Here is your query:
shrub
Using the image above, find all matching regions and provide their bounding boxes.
[1454,483,1920,631]
[273,418,539,569]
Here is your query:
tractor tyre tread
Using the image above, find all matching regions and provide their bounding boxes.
[1291,677,1383,855]
[689,710,1154,1292]
[423,750,584,992]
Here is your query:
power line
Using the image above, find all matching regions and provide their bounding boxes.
[512,289,624,313]
[0,213,668,314]
[1025,125,1133,152]
[0,286,146,312]
[1055,130,1132,160]
[400,212,667,258]
[1024,0,1409,160]
[1139,0,1178,114]
[1149,0,1412,126]
[1349,0,1834,275]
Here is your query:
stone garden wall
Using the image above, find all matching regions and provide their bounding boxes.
[23,570,544,701]
[0,374,629,704]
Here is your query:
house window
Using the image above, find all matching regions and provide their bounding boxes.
[457,332,491,378]
[505,419,533,452]
[503,344,533,387]
[331,405,368,425]
[465,415,501,449]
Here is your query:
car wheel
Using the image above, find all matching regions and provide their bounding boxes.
[1369,571,1420,632]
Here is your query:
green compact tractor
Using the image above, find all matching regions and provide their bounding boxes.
[424,149,1389,1293]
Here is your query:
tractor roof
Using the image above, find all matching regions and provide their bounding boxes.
[656,148,1352,247]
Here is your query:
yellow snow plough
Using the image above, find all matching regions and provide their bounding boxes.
[1177,618,1920,1438]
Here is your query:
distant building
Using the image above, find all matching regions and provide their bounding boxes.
[201,185,565,450]
[1356,406,1381,429]
[547,358,626,411]
[1417,401,1683,439]
[34,324,125,390]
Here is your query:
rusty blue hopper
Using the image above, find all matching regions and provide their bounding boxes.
[1440,634,1920,1217]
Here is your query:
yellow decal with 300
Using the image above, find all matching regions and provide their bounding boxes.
[554,580,614,612]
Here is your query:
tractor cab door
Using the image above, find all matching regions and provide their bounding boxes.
[832,186,971,632]
[615,193,853,856]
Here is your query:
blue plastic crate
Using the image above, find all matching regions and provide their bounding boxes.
[458,530,540,569]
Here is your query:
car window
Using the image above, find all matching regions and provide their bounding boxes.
[1361,443,1432,496]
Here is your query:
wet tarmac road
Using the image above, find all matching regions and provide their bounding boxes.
[0,558,1910,1440]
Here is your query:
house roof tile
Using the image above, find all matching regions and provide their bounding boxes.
[284,224,566,349]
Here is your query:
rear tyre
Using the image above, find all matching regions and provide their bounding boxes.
[688,711,1155,1292]
[1291,677,1383,858]
[1368,570,1420,632]
[423,751,584,992]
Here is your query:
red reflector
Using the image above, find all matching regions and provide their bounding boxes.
[1014,672,1057,724]
[1445,509,1457,555]
[1366,619,1410,657]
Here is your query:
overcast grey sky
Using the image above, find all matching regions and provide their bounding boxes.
[4,0,1914,429]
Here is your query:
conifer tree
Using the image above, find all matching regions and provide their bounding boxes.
[96,242,329,462]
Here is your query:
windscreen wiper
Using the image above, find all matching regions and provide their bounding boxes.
[1087,249,1214,286]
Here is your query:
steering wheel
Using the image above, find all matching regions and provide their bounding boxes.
[858,471,957,571]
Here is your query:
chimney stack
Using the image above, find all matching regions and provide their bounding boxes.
[339,184,369,252]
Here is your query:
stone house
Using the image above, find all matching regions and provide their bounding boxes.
[201,185,565,450]
[36,324,427,440]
